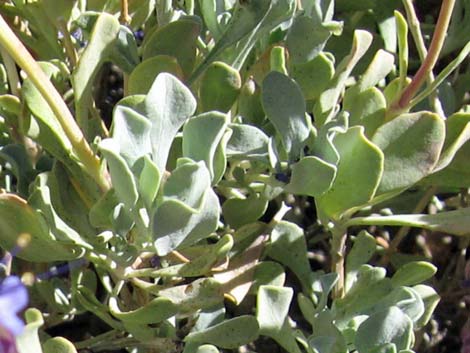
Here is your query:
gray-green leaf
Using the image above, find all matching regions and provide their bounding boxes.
[316,126,384,220]
[355,306,413,353]
[144,73,197,173]
[185,315,259,349]
[372,112,445,195]
[262,71,310,161]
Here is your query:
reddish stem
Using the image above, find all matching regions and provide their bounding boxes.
[392,0,456,113]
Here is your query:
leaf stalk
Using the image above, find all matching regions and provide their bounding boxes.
[0,14,109,191]
[331,225,347,299]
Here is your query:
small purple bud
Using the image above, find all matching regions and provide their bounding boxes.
[133,29,144,42]
[274,172,291,183]
[71,28,82,41]
[150,255,161,268]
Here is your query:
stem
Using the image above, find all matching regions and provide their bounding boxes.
[380,186,437,265]
[75,330,121,350]
[123,72,129,96]
[402,0,444,115]
[119,0,131,25]
[391,0,456,114]
[185,0,194,15]
[56,17,78,67]
[331,225,347,299]
[0,45,20,96]
[0,14,109,191]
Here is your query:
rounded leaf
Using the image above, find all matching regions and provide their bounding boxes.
[199,62,242,112]
[355,306,413,353]
[128,55,183,95]
[185,315,259,349]
[372,112,445,194]
[0,193,82,262]
[391,261,437,287]
[43,337,77,353]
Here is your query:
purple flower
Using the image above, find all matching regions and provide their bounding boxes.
[0,276,28,336]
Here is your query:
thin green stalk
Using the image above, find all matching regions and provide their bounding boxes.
[331,225,347,299]
[123,72,129,97]
[185,0,194,15]
[0,45,20,96]
[56,17,78,67]
[0,14,109,191]
[402,0,444,115]
[119,0,131,25]
[380,186,437,266]
[390,0,456,115]
[75,330,121,350]
[395,10,409,94]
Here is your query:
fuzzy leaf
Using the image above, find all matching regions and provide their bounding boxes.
[132,155,160,209]
[157,278,224,313]
[286,156,336,197]
[267,221,311,292]
[22,63,73,163]
[262,71,309,160]
[198,0,231,40]
[314,30,373,126]
[357,49,395,92]
[128,55,184,95]
[109,296,177,324]
[144,73,197,173]
[143,18,201,77]
[0,193,82,262]
[391,262,437,287]
[43,337,77,353]
[424,113,470,186]
[185,316,259,349]
[47,163,96,239]
[343,87,387,136]
[153,161,219,255]
[345,230,377,291]
[99,139,139,208]
[222,194,268,229]
[110,25,140,74]
[189,0,272,82]
[199,62,242,112]
[286,14,331,64]
[250,261,286,293]
[412,285,440,328]
[291,52,335,101]
[355,306,413,353]
[111,105,152,166]
[183,112,229,183]
[316,126,384,220]
[196,345,220,353]
[257,285,302,353]
[225,123,269,161]
[372,112,445,195]
[308,310,347,353]
[257,285,293,334]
